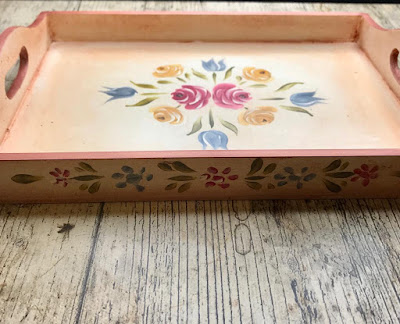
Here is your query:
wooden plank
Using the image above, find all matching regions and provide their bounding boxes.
[0,203,101,323]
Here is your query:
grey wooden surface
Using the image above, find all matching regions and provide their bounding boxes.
[2,1,400,323]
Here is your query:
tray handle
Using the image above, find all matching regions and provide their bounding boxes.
[0,13,50,142]
[359,16,400,99]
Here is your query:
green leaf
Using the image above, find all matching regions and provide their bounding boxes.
[157,80,174,84]
[11,174,43,184]
[74,167,84,172]
[168,176,196,181]
[339,162,350,170]
[236,76,242,82]
[79,184,88,191]
[112,173,124,179]
[212,72,217,84]
[177,77,186,83]
[178,182,192,193]
[323,179,342,193]
[130,81,157,89]
[263,163,277,174]
[275,82,304,92]
[165,183,177,190]
[325,172,354,178]
[219,118,238,135]
[185,73,190,80]
[187,117,202,136]
[260,97,285,101]
[239,81,246,85]
[192,69,208,80]
[249,84,268,88]
[140,92,168,96]
[209,109,214,128]
[279,105,313,117]
[245,176,265,180]
[224,66,234,80]
[70,175,104,181]
[246,182,262,190]
[248,158,263,176]
[79,162,97,173]
[126,97,158,107]
[172,161,196,173]
[323,160,341,172]
[158,162,173,171]
[88,181,101,194]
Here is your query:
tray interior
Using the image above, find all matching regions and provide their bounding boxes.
[2,40,400,153]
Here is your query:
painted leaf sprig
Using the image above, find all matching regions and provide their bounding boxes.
[158,161,196,173]
[130,81,157,89]
[187,117,202,135]
[192,69,208,80]
[279,105,313,117]
[158,161,196,193]
[275,82,303,92]
[322,159,354,193]
[245,159,277,190]
[224,67,234,80]
[157,80,174,84]
[219,118,238,135]
[126,97,158,107]
[11,174,43,184]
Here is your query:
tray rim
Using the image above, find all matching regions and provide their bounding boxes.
[1,149,400,161]
[1,11,399,161]
[0,10,391,47]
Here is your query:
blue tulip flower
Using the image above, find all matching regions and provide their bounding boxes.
[198,130,228,150]
[290,91,325,107]
[100,86,137,103]
[202,59,226,72]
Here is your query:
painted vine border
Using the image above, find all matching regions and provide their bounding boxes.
[8,158,400,195]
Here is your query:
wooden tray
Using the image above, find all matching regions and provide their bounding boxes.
[1,11,400,202]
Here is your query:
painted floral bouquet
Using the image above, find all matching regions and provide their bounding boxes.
[101,58,325,150]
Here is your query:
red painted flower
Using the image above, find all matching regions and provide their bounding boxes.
[49,168,70,187]
[171,85,211,110]
[212,83,252,109]
[351,164,378,187]
[201,167,238,189]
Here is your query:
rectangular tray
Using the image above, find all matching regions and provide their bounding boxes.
[1,11,400,202]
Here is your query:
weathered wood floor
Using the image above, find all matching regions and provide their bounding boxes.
[1,1,400,323]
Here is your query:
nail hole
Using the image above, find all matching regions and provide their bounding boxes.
[5,46,29,99]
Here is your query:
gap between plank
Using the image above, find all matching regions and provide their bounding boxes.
[74,202,105,324]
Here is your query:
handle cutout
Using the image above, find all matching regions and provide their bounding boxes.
[5,46,29,99]
[390,48,400,84]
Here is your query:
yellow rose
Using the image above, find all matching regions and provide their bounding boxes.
[153,64,183,78]
[242,67,271,82]
[238,107,277,126]
[150,106,183,124]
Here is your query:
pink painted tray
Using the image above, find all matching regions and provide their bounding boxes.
[1,11,400,202]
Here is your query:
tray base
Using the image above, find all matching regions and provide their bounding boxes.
[2,41,400,153]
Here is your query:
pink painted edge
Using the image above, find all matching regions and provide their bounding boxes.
[1,149,400,161]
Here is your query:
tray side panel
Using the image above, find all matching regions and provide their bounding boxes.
[358,15,400,100]
[0,13,51,143]
[47,12,361,42]
[0,156,398,202]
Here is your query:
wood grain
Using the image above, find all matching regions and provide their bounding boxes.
[1,1,400,323]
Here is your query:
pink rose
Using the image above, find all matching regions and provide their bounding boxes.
[171,85,211,110]
[212,83,252,109]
